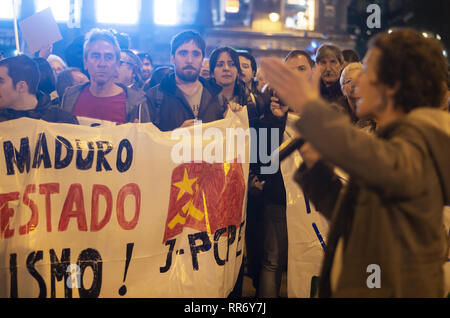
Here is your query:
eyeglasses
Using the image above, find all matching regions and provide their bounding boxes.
[120,60,134,67]
[342,78,354,86]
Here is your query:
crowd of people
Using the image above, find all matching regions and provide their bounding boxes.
[0,25,449,298]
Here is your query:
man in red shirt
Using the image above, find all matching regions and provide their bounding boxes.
[60,28,149,126]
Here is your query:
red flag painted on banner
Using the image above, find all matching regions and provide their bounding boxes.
[163,161,245,243]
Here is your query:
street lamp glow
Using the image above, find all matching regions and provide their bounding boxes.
[268,12,280,23]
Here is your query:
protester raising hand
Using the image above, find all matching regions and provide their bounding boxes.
[260,57,321,115]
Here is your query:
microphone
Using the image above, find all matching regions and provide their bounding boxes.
[270,137,306,163]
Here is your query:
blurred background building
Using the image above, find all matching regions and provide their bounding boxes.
[0,0,448,64]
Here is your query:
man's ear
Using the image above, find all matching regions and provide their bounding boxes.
[170,54,175,65]
[16,80,29,94]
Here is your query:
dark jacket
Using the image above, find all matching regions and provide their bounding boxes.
[145,73,227,131]
[252,85,287,206]
[0,91,78,124]
[320,79,344,105]
[295,99,450,297]
[59,82,150,123]
[228,79,263,129]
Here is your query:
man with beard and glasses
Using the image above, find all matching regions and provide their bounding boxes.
[145,30,228,131]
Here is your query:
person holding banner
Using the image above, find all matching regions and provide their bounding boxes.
[0,55,77,124]
[145,30,228,131]
[254,50,315,298]
[60,29,150,125]
[261,28,450,297]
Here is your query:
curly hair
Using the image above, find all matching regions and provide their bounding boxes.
[368,29,448,112]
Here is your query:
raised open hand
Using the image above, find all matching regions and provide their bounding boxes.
[260,57,321,115]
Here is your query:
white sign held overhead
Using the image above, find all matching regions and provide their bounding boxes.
[19,7,62,54]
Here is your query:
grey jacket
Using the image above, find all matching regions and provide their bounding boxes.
[60,82,150,123]
[295,99,450,297]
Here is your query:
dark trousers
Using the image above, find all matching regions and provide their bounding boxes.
[257,203,288,298]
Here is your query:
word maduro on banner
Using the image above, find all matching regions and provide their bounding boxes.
[2,133,133,176]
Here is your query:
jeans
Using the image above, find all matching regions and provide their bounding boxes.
[257,203,288,298]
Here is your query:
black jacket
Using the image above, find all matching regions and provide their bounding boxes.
[251,86,287,206]
[145,73,227,131]
[320,79,344,105]
[0,91,78,124]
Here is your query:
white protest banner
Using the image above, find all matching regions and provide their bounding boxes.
[0,111,250,298]
[281,113,329,298]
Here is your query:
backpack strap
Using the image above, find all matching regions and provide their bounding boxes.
[150,86,164,126]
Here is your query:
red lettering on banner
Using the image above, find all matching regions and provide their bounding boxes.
[39,183,60,232]
[58,184,88,232]
[1,182,141,237]
[90,184,113,232]
[116,183,140,230]
[0,192,19,239]
[19,184,38,235]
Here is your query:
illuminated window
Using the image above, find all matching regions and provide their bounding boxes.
[35,0,72,22]
[284,0,315,31]
[225,0,239,14]
[154,0,198,26]
[154,0,178,25]
[96,0,141,25]
[0,0,21,20]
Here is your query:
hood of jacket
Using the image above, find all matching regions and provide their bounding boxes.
[404,108,450,205]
